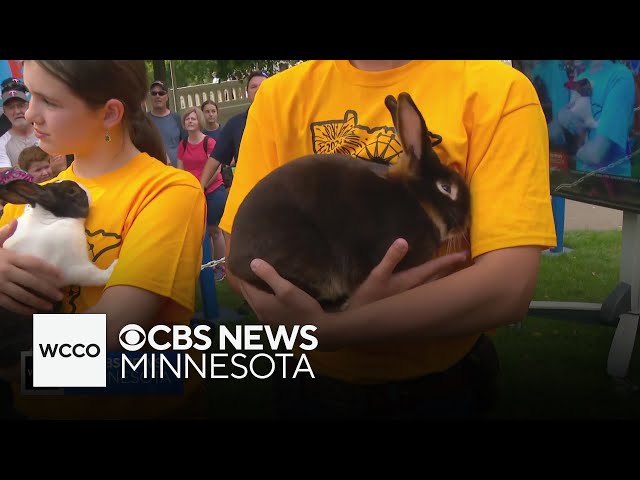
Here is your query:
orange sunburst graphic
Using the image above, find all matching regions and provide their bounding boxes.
[312,111,362,155]
[310,110,402,164]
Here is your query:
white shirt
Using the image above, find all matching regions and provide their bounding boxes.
[0,131,12,168]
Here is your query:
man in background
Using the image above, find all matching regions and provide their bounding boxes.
[147,80,184,167]
[0,78,36,169]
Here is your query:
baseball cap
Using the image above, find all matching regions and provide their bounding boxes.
[150,80,168,92]
[1,77,29,104]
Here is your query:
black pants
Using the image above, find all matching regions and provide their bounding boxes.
[274,334,500,420]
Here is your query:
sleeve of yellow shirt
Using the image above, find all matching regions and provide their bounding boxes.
[107,183,206,312]
[465,73,557,259]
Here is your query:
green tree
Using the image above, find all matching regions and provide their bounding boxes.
[151,60,167,83]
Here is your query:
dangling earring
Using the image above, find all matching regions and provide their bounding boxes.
[105,132,111,143]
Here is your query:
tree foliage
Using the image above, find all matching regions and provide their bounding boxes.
[145,60,303,88]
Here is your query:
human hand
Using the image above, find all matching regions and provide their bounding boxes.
[347,239,469,310]
[239,259,325,331]
[0,220,66,315]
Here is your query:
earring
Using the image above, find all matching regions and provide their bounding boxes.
[105,132,111,143]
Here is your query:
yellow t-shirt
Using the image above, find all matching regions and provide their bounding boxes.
[0,152,208,419]
[220,60,557,384]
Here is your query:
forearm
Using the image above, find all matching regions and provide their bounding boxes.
[200,158,221,188]
[321,247,540,350]
[84,285,165,351]
[204,164,221,190]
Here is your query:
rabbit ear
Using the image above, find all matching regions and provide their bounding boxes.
[384,95,399,132]
[0,180,45,206]
[396,92,431,162]
[386,92,435,180]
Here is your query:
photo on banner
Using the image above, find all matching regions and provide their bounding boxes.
[512,60,640,213]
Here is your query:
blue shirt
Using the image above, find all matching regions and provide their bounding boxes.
[203,123,224,143]
[575,61,635,177]
[148,111,184,167]
[211,110,248,166]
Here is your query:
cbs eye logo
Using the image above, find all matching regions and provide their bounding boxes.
[119,324,147,351]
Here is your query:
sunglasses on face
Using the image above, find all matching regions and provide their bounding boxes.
[150,90,167,96]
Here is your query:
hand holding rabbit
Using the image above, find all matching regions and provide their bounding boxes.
[0,219,65,315]
[0,179,118,368]
[0,179,118,290]
[228,92,471,312]
[241,239,469,351]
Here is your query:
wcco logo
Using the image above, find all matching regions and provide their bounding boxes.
[39,343,101,358]
[32,314,107,388]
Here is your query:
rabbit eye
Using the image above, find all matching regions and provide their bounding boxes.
[436,180,457,200]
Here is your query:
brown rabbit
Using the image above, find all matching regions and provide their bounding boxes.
[227,92,471,311]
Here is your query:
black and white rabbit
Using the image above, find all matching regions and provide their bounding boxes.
[561,77,597,156]
[0,179,117,367]
[227,92,471,311]
[566,78,597,130]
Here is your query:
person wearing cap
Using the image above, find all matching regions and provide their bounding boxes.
[0,78,36,169]
[146,80,184,167]
[0,63,25,137]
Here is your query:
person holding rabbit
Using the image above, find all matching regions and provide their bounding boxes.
[219,60,558,419]
[0,60,207,420]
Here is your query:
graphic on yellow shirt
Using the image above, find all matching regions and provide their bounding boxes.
[67,286,81,314]
[87,228,122,261]
[62,228,122,313]
[311,110,403,164]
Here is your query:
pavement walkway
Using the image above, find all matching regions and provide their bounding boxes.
[564,199,623,231]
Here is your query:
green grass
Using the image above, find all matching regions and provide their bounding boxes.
[533,230,622,303]
[199,230,640,419]
[492,230,640,419]
[492,316,640,419]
